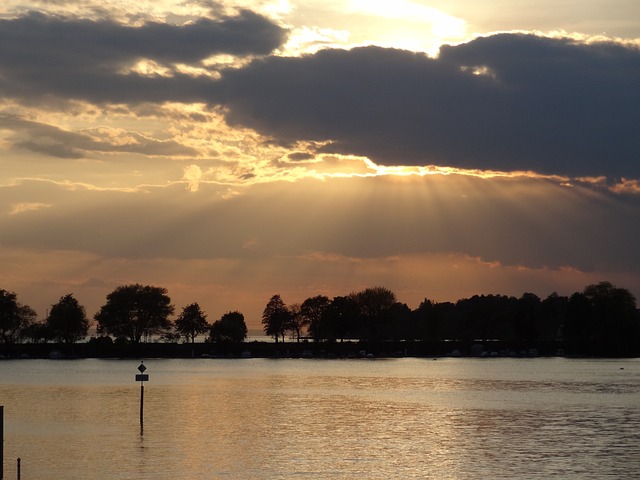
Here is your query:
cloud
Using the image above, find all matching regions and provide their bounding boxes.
[1,10,286,64]
[0,10,287,104]
[1,174,639,274]
[214,34,640,178]
[1,11,638,180]
[0,114,198,158]
[183,164,203,192]
[9,202,51,215]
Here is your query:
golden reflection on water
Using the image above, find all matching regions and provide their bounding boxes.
[1,358,639,479]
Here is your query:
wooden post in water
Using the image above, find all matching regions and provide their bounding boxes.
[140,382,144,430]
[1,406,3,480]
[135,362,149,434]
[16,458,19,480]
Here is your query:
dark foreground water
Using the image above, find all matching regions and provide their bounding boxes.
[1,357,639,479]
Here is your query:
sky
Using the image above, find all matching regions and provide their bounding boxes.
[1,0,639,333]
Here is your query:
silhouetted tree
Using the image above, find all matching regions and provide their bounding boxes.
[20,322,48,343]
[322,295,359,341]
[300,295,330,341]
[413,299,434,340]
[539,292,567,341]
[413,299,454,341]
[175,303,209,343]
[585,282,637,354]
[45,293,90,345]
[209,311,248,343]
[354,287,397,340]
[385,302,413,340]
[0,289,37,344]
[565,291,591,343]
[563,282,640,355]
[287,303,305,342]
[94,284,174,344]
[515,293,541,343]
[456,294,517,342]
[262,294,290,342]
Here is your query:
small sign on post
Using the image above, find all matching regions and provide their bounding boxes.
[135,362,148,433]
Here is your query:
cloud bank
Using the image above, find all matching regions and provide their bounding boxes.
[1,10,636,178]
[0,10,288,103]
[2,175,639,272]
[215,35,640,178]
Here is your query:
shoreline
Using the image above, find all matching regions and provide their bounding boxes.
[2,339,637,359]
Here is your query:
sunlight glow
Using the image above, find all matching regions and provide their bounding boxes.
[202,54,255,71]
[120,59,173,77]
[282,26,351,55]
[183,164,203,192]
[611,179,640,194]
[460,65,497,78]
[348,0,463,27]
[9,202,51,215]
[348,0,466,51]
[317,157,571,183]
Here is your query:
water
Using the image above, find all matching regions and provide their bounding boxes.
[1,357,639,479]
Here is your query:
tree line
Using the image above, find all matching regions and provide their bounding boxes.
[261,282,640,356]
[1,281,639,356]
[0,284,247,350]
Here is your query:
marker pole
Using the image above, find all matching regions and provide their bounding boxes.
[140,382,144,432]
[1,406,3,480]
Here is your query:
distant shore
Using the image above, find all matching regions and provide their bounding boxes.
[2,339,637,359]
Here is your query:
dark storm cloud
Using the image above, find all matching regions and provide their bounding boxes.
[0,10,286,65]
[214,34,640,178]
[0,10,287,103]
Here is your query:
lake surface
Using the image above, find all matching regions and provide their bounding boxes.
[1,357,639,479]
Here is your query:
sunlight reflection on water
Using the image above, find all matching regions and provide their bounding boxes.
[1,358,639,479]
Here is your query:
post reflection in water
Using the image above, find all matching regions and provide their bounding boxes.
[1,357,639,479]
